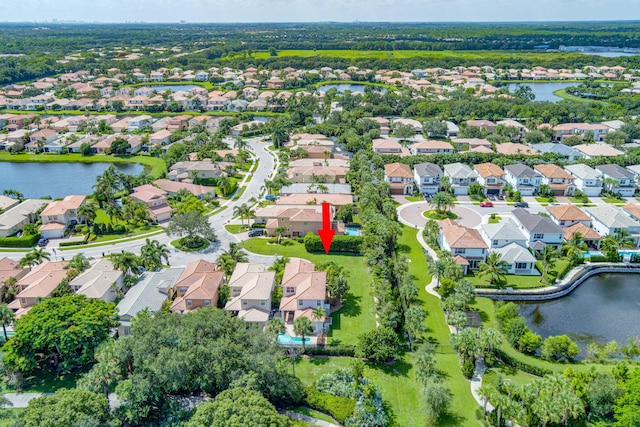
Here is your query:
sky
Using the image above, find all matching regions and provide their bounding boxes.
[4,0,640,23]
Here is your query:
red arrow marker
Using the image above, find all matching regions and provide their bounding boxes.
[318,202,335,254]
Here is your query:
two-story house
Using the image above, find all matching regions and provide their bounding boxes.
[170,260,224,313]
[585,205,640,246]
[573,144,624,159]
[552,123,609,142]
[534,164,577,196]
[466,119,496,134]
[69,258,124,303]
[444,163,480,195]
[8,261,69,318]
[372,139,410,157]
[564,164,603,197]
[39,195,86,239]
[168,159,223,182]
[480,222,528,249]
[492,243,539,275]
[0,199,51,238]
[409,140,454,155]
[224,263,275,328]
[546,204,591,228]
[384,162,414,195]
[413,163,443,195]
[438,219,488,272]
[130,184,173,222]
[511,208,565,249]
[596,164,637,197]
[504,164,542,196]
[127,115,153,131]
[279,259,329,335]
[287,165,349,184]
[254,205,329,238]
[532,143,584,162]
[474,162,506,196]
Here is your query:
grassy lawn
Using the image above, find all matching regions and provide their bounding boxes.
[91,209,162,243]
[602,197,626,204]
[0,152,166,178]
[288,406,336,424]
[59,229,164,251]
[569,196,592,205]
[465,271,547,290]
[0,409,24,427]
[398,226,478,427]
[224,224,249,234]
[404,196,423,202]
[241,238,375,344]
[536,257,573,283]
[483,363,541,386]
[488,214,501,224]
[553,89,607,104]
[423,210,458,220]
[19,366,91,393]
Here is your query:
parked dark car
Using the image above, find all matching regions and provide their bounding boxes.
[497,194,504,200]
[487,194,496,201]
[37,238,49,247]
[514,202,529,208]
[248,229,265,237]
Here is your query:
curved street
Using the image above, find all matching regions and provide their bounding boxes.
[0,137,279,267]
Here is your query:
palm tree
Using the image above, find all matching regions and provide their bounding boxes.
[274,226,288,244]
[269,256,290,285]
[224,242,249,263]
[293,317,313,351]
[233,204,250,227]
[266,317,286,336]
[1,277,18,303]
[477,384,494,420]
[110,251,140,277]
[562,232,588,265]
[538,245,560,283]
[0,303,14,340]
[311,307,326,323]
[428,258,447,288]
[429,191,454,215]
[615,228,635,249]
[77,203,97,226]
[20,248,50,268]
[217,176,232,197]
[140,239,169,271]
[105,204,123,225]
[478,251,509,286]
[67,253,90,272]
[234,136,249,153]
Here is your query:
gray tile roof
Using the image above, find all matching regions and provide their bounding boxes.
[414,162,443,177]
[494,243,537,264]
[532,143,583,158]
[512,208,564,234]
[482,222,527,241]
[444,162,478,179]
[504,163,540,179]
[596,164,635,179]
[117,268,184,320]
[564,164,599,180]
[585,205,640,229]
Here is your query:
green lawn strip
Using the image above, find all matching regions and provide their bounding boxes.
[488,215,501,224]
[465,271,547,290]
[601,197,626,204]
[404,196,423,202]
[232,186,247,200]
[0,249,29,253]
[125,80,214,90]
[483,363,541,386]
[170,238,210,252]
[535,257,572,283]
[398,226,478,427]
[534,197,554,203]
[287,406,337,424]
[58,230,165,251]
[241,238,375,344]
[0,408,24,427]
[553,89,607,104]
[0,152,166,179]
[19,365,91,393]
[224,224,249,234]
[423,210,458,220]
[90,209,163,242]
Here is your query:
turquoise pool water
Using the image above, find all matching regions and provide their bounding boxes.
[345,228,360,236]
[277,333,310,345]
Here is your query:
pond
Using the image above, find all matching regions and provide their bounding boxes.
[0,162,144,199]
[506,82,578,102]
[518,273,640,351]
[316,83,387,94]
[148,84,201,92]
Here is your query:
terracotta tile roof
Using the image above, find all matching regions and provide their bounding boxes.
[495,143,538,156]
[534,164,574,180]
[623,203,640,220]
[384,162,413,179]
[0,257,26,284]
[474,162,505,178]
[40,195,86,216]
[439,219,488,249]
[563,222,602,240]
[546,204,590,222]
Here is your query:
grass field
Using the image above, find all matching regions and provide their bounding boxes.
[0,152,167,178]
[287,406,336,424]
[241,238,375,344]
[92,209,162,243]
[466,271,547,290]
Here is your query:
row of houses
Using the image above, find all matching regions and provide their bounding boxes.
[385,160,640,197]
[438,202,640,275]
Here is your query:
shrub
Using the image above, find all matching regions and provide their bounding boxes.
[59,240,88,247]
[462,359,475,379]
[112,224,127,234]
[518,331,543,354]
[304,233,363,254]
[0,233,40,248]
[493,348,553,377]
[355,327,401,362]
[541,335,579,362]
[304,345,356,357]
[304,386,355,424]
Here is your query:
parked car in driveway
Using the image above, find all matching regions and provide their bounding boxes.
[37,238,49,247]
[248,229,265,237]
[488,194,496,200]
[514,202,529,208]
[480,201,493,207]
[264,194,278,201]
[497,194,504,200]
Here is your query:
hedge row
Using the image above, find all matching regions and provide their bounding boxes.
[494,348,553,377]
[303,386,355,424]
[303,345,356,357]
[304,233,363,254]
[59,240,88,247]
[0,233,40,248]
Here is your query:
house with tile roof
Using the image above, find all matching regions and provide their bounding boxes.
[130,185,173,222]
[573,144,624,159]
[564,164,603,197]
[39,195,86,239]
[466,119,496,134]
[493,243,539,275]
[0,199,50,238]
[225,263,275,327]
[534,164,577,196]
[622,203,640,223]
[596,164,636,197]
[474,162,506,196]
[532,143,584,162]
[287,165,349,184]
[413,162,443,195]
[116,268,182,336]
[275,193,353,207]
[9,261,69,318]
[585,205,640,246]
[504,164,543,196]
[384,162,415,195]
[69,258,124,303]
[444,163,480,195]
[279,259,329,334]
[254,205,331,238]
[546,204,592,228]
[409,140,454,155]
[438,219,488,272]
[511,208,565,249]
[372,139,410,157]
[563,222,601,249]
[152,179,216,200]
[0,258,28,291]
[552,123,609,142]
[495,143,538,156]
[480,222,528,249]
[170,260,224,313]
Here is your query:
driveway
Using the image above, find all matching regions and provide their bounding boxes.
[0,137,279,268]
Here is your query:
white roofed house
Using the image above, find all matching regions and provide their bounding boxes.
[480,222,528,249]
[564,164,603,197]
[69,258,124,303]
[127,115,153,131]
[372,139,410,157]
[443,163,480,196]
[413,162,443,195]
[585,205,640,247]
[0,199,50,238]
[503,164,543,196]
[224,263,275,328]
[596,164,636,197]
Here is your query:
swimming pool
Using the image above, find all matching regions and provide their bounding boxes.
[345,227,360,236]
[277,333,310,345]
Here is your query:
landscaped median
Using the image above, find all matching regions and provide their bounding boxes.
[0,152,167,179]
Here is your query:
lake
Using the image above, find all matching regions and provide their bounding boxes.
[149,84,201,92]
[0,162,144,199]
[506,82,578,102]
[317,83,387,94]
[518,273,640,350]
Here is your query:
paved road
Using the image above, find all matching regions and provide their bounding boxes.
[0,137,279,268]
